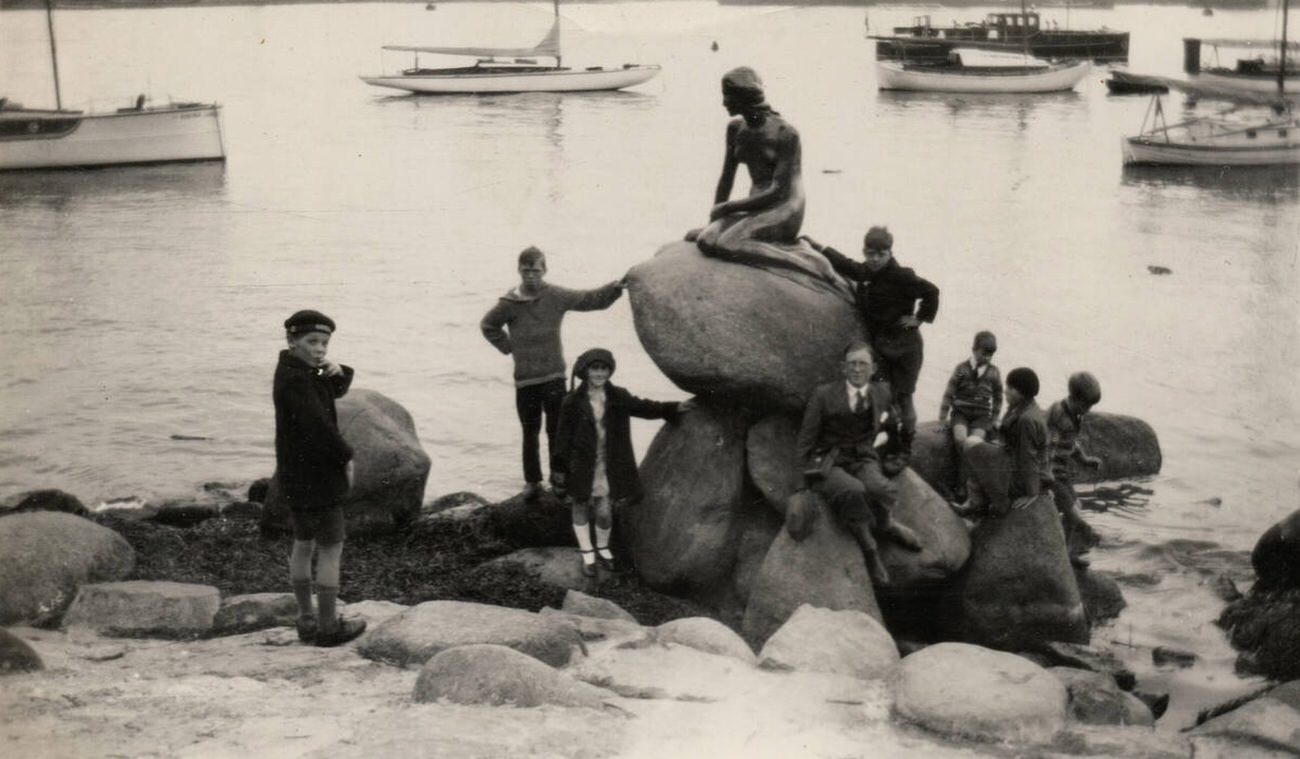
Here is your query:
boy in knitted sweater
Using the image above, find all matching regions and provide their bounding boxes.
[481,247,624,499]
[939,331,1003,500]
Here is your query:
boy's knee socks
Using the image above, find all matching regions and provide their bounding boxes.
[317,586,339,631]
[572,521,594,552]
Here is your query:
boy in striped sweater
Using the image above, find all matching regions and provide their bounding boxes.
[1047,372,1104,567]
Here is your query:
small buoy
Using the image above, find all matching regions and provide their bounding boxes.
[711,40,719,52]
[1147,265,1172,275]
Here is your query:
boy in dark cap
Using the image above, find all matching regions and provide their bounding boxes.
[274,310,366,647]
[801,227,939,466]
[481,247,624,501]
[552,348,691,577]
[955,366,1050,518]
[1047,372,1104,566]
[939,331,1003,500]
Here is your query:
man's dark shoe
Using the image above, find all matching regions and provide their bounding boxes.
[882,521,923,552]
[314,617,367,648]
[880,453,908,478]
[295,616,317,644]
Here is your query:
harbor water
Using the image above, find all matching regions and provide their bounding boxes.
[1,1,1298,728]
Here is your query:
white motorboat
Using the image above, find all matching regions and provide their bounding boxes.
[876,48,1090,94]
[360,0,659,95]
[0,1,224,172]
[1122,0,1299,167]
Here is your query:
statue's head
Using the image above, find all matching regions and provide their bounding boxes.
[721,66,767,115]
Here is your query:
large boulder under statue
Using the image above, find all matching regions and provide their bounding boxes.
[625,241,863,410]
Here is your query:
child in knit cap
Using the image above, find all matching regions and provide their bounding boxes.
[274,310,366,647]
[1046,372,1105,567]
[552,348,692,577]
[939,331,1003,500]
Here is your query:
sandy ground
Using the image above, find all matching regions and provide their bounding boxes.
[0,624,1193,759]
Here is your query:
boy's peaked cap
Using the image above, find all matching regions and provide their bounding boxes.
[284,310,335,335]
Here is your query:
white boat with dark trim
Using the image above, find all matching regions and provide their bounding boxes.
[1122,0,1299,167]
[0,1,225,172]
[360,0,659,95]
[876,48,1089,93]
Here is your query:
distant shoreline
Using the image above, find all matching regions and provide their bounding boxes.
[0,0,1272,10]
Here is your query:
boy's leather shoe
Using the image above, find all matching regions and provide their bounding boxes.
[578,550,597,578]
[314,617,367,648]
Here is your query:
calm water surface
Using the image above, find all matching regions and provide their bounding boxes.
[1,1,1298,727]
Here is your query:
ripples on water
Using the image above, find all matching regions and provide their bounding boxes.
[1,0,1297,723]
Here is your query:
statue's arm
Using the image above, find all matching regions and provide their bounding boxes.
[711,120,741,206]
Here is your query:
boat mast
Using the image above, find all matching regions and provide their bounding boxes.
[1280,0,1290,97]
[553,0,561,68]
[45,0,63,110]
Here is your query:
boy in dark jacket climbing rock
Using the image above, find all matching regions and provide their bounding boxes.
[801,227,939,466]
[273,310,366,647]
[552,348,692,577]
[480,247,624,500]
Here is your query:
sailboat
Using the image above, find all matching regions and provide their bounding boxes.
[0,1,226,172]
[1122,0,1299,166]
[360,0,659,95]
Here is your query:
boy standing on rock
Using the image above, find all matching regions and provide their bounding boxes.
[481,247,625,500]
[796,341,924,586]
[274,310,366,647]
[1047,372,1105,567]
[801,227,939,467]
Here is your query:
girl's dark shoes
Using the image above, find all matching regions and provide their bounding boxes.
[579,549,598,578]
[315,616,367,647]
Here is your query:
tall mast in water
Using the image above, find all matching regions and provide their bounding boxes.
[1280,0,1290,97]
[553,0,561,69]
[45,0,63,110]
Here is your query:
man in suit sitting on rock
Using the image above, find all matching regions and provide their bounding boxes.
[796,341,924,586]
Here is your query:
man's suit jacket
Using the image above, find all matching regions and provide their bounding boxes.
[795,380,895,469]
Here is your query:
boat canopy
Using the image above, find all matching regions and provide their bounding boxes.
[385,18,560,59]
[1189,38,1300,51]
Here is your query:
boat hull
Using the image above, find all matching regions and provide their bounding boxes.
[0,104,225,171]
[876,34,1128,63]
[360,65,660,94]
[876,60,1089,93]
[1122,116,1300,166]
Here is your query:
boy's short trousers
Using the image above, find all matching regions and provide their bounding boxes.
[290,505,345,546]
[951,410,995,433]
[870,330,923,395]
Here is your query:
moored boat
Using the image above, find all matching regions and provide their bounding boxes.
[876,48,1089,94]
[0,100,225,171]
[1105,71,1170,95]
[361,0,659,95]
[0,0,224,172]
[874,11,1128,64]
[1184,38,1300,95]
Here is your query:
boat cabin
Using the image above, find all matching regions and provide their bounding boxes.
[983,12,1042,41]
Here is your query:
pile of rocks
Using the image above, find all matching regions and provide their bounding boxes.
[616,241,1160,654]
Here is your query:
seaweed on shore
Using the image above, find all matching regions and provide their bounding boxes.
[91,513,714,627]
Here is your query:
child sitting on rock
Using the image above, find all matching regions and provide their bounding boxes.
[273,310,366,647]
[552,348,691,577]
[938,331,1003,501]
[1047,372,1105,567]
[954,367,1050,519]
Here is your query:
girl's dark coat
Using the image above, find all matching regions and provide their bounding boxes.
[554,383,679,503]
[273,350,354,507]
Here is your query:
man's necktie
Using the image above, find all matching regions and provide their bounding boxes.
[854,390,867,415]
